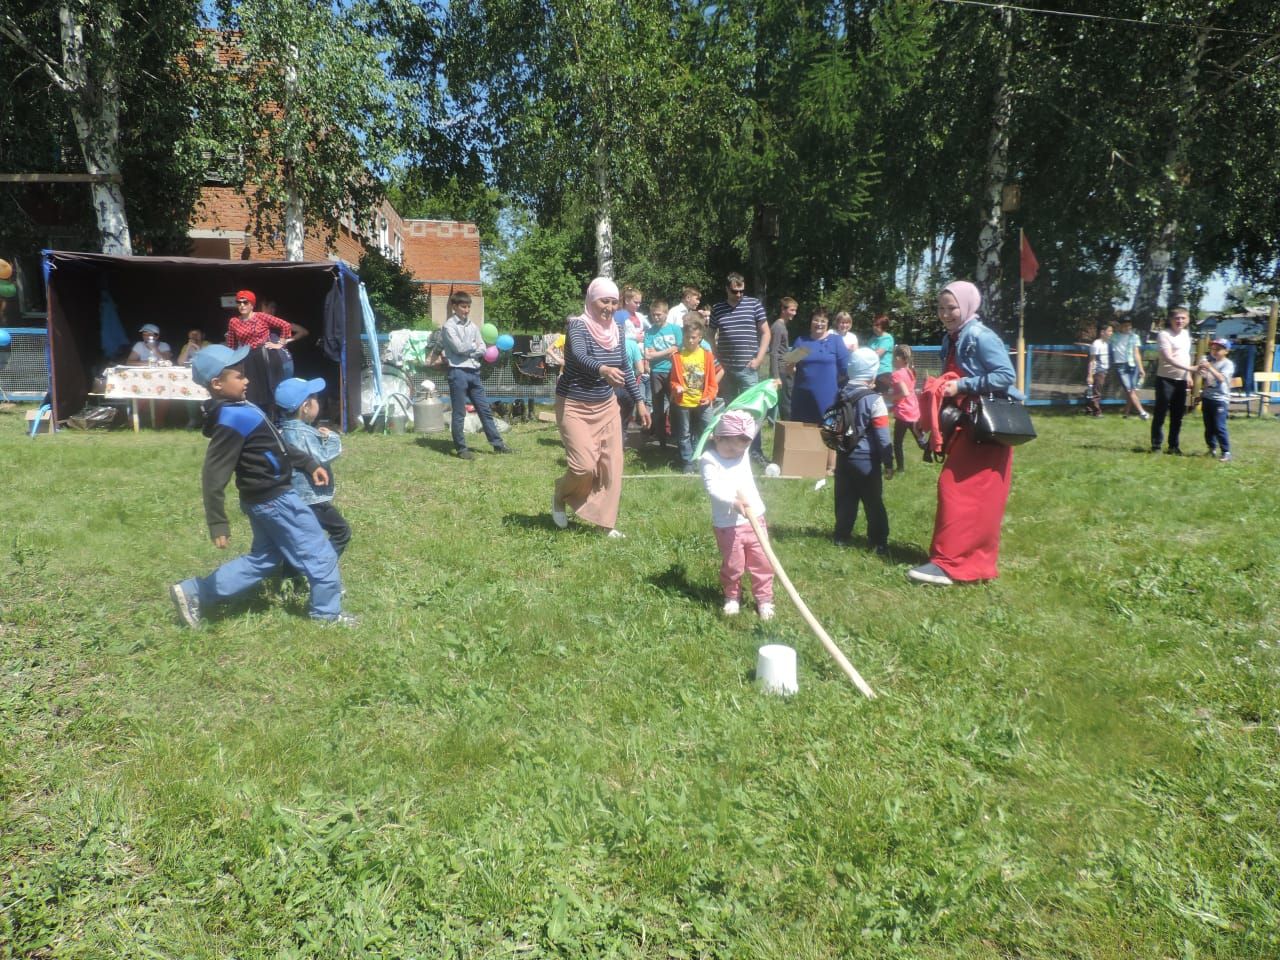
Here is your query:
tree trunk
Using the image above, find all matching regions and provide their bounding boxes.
[60,1,132,255]
[1131,29,1208,329]
[285,188,305,261]
[1167,248,1188,311]
[973,7,1012,327]
[593,152,613,279]
[749,203,768,307]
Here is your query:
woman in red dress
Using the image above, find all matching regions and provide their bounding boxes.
[908,281,1019,586]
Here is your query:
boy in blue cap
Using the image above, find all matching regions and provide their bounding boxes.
[276,376,351,556]
[169,345,356,627]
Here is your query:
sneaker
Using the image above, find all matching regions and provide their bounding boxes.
[681,463,696,474]
[722,599,740,616]
[907,562,954,586]
[606,528,626,539]
[1139,412,1150,420]
[170,581,202,627]
[551,494,568,529]
[456,448,476,460]
[873,544,889,557]
[318,611,360,627]
[1219,452,1232,462]
[1166,447,1183,456]
[492,444,514,454]
[1206,447,1217,458]
[758,602,775,622]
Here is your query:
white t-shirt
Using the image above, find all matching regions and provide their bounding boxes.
[667,303,689,329]
[1090,338,1110,372]
[841,332,859,352]
[1156,328,1191,380]
[700,446,766,529]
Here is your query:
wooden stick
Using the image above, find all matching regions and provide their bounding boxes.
[743,505,877,699]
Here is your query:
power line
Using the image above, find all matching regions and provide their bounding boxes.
[935,0,1278,40]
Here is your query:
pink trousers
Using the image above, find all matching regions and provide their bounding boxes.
[714,521,774,604]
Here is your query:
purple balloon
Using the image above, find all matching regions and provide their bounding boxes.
[483,345,500,363]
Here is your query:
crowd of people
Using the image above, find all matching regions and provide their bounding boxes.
[180,273,1232,630]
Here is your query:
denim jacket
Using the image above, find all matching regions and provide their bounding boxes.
[940,318,1023,401]
[280,418,341,504]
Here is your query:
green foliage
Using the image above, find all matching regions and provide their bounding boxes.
[358,248,429,332]
[2,406,1280,957]
[485,214,591,331]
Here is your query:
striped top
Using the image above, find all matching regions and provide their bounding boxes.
[709,295,767,371]
[556,320,643,404]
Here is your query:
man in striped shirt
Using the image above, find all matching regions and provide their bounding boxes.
[709,271,771,462]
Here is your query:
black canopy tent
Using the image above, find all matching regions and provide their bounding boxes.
[42,251,364,428]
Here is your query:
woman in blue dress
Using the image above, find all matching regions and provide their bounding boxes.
[788,307,850,424]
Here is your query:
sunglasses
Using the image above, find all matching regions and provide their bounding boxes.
[236,299,251,305]
[728,288,745,297]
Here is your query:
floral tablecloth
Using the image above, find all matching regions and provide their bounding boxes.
[102,365,209,401]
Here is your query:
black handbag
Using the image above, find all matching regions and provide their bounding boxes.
[971,395,1036,446]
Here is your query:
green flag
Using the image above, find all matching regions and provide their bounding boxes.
[693,379,779,459]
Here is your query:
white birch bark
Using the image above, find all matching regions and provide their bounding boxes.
[594,152,613,279]
[57,1,132,255]
[973,7,1012,325]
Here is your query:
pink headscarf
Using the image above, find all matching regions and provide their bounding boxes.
[714,410,758,440]
[942,280,982,326]
[577,276,620,350]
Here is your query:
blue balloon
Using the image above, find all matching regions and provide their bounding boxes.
[0,329,11,348]
[496,333,515,352]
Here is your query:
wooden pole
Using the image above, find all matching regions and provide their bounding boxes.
[1265,300,1279,376]
[742,506,877,699]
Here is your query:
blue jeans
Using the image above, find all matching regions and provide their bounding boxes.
[721,366,764,458]
[1202,398,1229,453]
[448,367,503,451]
[649,369,672,443]
[671,404,710,467]
[181,492,342,620]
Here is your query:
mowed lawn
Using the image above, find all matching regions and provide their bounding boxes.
[2,404,1277,959]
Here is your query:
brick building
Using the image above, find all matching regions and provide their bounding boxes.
[188,190,484,325]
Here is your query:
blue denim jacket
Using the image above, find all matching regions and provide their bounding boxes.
[280,418,341,504]
[940,318,1023,400]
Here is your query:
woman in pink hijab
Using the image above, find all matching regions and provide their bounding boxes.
[551,277,651,538]
[908,280,1020,586]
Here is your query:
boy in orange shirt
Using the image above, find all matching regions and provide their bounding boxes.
[670,315,720,473]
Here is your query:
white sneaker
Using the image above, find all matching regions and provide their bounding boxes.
[722,599,740,616]
[758,602,775,621]
[607,528,626,539]
[551,494,568,529]
[907,562,955,586]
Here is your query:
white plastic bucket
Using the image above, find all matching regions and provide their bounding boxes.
[756,644,798,696]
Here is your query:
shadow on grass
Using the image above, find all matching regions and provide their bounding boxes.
[502,511,599,536]
[415,435,458,456]
[648,563,723,607]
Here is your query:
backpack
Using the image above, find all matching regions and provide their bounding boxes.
[819,386,877,453]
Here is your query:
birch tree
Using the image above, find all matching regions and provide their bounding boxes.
[1,1,134,254]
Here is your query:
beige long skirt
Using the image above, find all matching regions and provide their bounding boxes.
[554,394,624,530]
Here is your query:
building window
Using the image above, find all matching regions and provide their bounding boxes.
[394,233,403,263]
[378,216,390,256]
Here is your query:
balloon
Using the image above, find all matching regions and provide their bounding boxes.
[0,280,15,299]
[483,345,500,363]
[496,333,515,352]
[481,322,499,346]
[0,330,10,348]
[0,259,11,280]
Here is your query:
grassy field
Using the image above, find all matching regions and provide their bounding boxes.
[2,403,1278,958]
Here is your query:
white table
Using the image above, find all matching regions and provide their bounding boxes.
[101,365,210,432]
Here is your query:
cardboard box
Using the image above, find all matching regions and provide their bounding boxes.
[772,420,829,478]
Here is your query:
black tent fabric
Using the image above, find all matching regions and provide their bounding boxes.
[42,251,363,429]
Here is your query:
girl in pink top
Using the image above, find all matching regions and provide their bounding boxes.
[890,343,927,470]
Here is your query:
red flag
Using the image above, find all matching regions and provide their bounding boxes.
[1020,233,1040,283]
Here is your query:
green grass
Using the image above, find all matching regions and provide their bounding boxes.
[2,405,1278,958]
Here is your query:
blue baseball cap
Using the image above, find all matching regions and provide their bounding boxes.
[139,323,160,335]
[274,376,327,413]
[191,344,250,388]
[1210,337,1232,351]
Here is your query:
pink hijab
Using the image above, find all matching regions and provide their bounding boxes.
[577,277,620,350]
[942,280,982,326]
